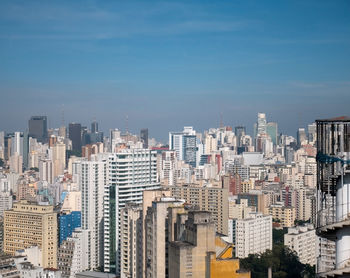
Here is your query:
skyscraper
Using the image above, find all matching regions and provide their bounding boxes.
[91,121,98,133]
[28,116,48,143]
[69,123,82,152]
[235,126,246,147]
[169,127,197,167]
[104,149,160,274]
[266,122,278,145]
[80,157,107,270]
[140,128,148,149]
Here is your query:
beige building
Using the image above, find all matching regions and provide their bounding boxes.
[4,200,58,268]
[168,211,250,278]
[268,203,296,227]
[120,203,143,278]
[145,198,185,278]
[167,184,228,235]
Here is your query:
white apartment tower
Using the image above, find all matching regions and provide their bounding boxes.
[80,156,108,270]
[230,212,272,258]
[284,224,317,266]
[104,149,160,274]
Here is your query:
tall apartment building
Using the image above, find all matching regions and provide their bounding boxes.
[145,198,184,278]
[58,228,90,278]
[167,184,228,235]
[80,157,107,270]
[3,200,57,268]
[229,212,272,258]
[104,149,160,274]
[268,203,296,227]
[284,224,317,266]
[120,203,142,278]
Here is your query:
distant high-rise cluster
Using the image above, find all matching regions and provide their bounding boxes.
[0,113,347,277]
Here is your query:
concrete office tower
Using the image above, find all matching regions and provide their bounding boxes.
[169,127,197,167]
[29,116,48,143]
[167,185,229,235]
[284,224,317,266]
[4,200,58,268]
[104,149,160,274]
[307,123,316,144]
[0,131,4,159]
[23,130,29,169]
[39,159,53,184]
[229,212,272,258]
[12,132,22,156]
[160,151,177,186]
[266,122,278,146]
[235,126,246,148]
[59,126,67,138]
[58,228,90,278]
[254,113,267,139]
[91,121,98,133]
[169,211,250,278]
[315,117,350,277]
[52,142,66,178]
[120,203,142,278]
[140,128,148,149]
[297,128,307,147]
[80,157,107,270]
[9,153,22,174]
[145,198,184,278]
[69,123,82,152]
[141,189,171,278]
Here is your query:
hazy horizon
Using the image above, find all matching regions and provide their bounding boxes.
[1,0,349,141]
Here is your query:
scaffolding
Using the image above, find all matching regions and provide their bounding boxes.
[316,116,350,277]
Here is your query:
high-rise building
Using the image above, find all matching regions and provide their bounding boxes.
[168,211,250,278]
[284,224,317,266]
[266,122,278,146]
[4,200,58,268]
[120,203,142,278]
[254,113,267,139]
[80,157,107,270]
[167,185,228,235]
[91,121,98,133]
[145,198,184,278]
[104,150,160,274]
[69,123,82,152]
[315,117,350,276]
[140,128,148,149]
[169,127,197,167]
[307,123,316,144]
[58,228,90,277]
[229,212,272,258]
[235,126,246,147]
[28,116,48,143]
[297,128,307,147]
[59,211,81,245]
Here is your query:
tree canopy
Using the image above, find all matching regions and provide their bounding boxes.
[240,244,315,278]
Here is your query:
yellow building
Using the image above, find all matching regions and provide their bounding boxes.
[4,200,58,268]
[268,203,296,227]
[209,237,250,278]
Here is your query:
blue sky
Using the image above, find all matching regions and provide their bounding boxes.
[0,0,349,141]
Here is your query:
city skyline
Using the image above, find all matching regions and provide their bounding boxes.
[1,0,350,140]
